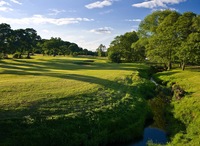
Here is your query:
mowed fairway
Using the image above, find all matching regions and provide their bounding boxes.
[0,56,134,112]
[0,56,152,145]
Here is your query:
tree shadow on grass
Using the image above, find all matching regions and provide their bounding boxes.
[0,58,152,145]
[0,73,147,146]
[0,58,145,74]
[186,66,200,72]
[156,71,180,76]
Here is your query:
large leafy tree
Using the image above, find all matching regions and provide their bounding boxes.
[131,38,148,61]
[0,23,12,58]
[13,29,28,58]
[108,31,139,62]
[24,28,41,58]
[13,28,41,58]
[178,33,200,70]
[43,37,62,57]
[146,11,181,69]
[107,36,122,63]
[174,12,197,69]
[68,43,80,56]
[138,10,172,38]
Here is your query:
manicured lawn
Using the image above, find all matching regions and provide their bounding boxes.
[0,55,154,145]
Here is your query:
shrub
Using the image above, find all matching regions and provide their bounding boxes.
[108,51,121,63]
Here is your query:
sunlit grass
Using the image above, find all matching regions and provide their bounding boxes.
[0,56,135,110]
[154,67,200,146]
[0,55,153,145]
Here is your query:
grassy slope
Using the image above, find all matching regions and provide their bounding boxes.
[0,56,154,146]
[154,67,200,146]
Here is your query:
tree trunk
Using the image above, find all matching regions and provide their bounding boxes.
[164,63,167,70]
[181,62,185,71]
[19,53,22,59]
[179,62,182,68]
[27,52,31,59]
[3,51,8,59]
[167,61,172,70]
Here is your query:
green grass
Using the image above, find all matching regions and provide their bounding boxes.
[154,67,200,146]
[0,55,155,145]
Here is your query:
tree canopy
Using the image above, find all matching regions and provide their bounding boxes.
[0,23,95,59]
[107,31,139,62]
[108,10,200,70]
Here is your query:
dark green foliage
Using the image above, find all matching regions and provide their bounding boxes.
[0,23,12,58]
[0,23,95,58]
[107,31,139,62]
[108,51,121,63]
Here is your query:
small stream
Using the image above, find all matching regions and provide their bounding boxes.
[125,77,168,146]
[128,127,167,146]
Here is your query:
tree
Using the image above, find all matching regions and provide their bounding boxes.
[11,28,40,58]
[96,44,106,57]
[107,31,139,62]
[177,33,200,70]
[43,37,63,57]
[13,29,27,58]
[131,38,148,61]
[146,11,181,70]
[120,31,139,62]
[0,23,12,58]
[24,28,41,58]
[68,43,80,56]
[138,10,172,38]
[175,12,197,69]
[108,51,121,63]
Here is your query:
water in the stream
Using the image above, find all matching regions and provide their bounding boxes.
[128,127,167,146]
[127,78,168,146]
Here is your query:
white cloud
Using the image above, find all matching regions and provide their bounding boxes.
[0,1,10,6]
[0,7,13,12]
[152,7,177,12]
[85,0,112,9]
[132,0,186,9]
[125,19,142,22]
[10,0,22,5]
[0,1,12,12]
[48,9,66,16]
[0,15,94,25]
[90,27,113,34]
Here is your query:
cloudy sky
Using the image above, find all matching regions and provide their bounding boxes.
[0,0,199,51]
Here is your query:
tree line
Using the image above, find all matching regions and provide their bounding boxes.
[0,23,95,59]
[108,10,200,70]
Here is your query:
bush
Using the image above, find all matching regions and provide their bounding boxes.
[71,52,78,57]
[108,51,121,63]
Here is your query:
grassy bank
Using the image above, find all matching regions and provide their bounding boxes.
[0,56,155,145]
[154,67,200,146]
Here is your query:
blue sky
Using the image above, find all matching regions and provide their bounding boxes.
[0,0,200,51]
